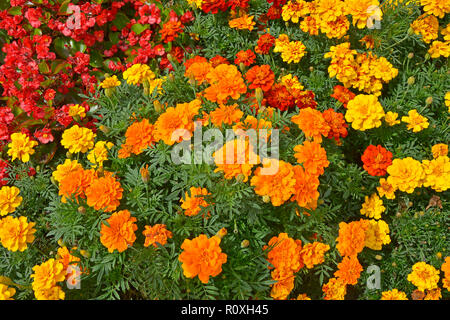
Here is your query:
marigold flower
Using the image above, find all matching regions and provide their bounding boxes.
[160,20,184,43]
[180,187,211,217]
[214,139,259,182]
[58,168,95,203]
[280,40,307,63]
[360,193,385,220]
[210,104,243,127]
[292,108,330,143]
[87,141,113,168]
[123,64,155,85]
[31,258,66,293]
[411,14,439,43]
[143,224,173,248]
[377,178,396,199]
[365,219,391,250]
[234,49,256,67]
[178,234,227,284]
[0,283,16,300]
[291,165,320,208]
[336,219,369,257]
[185,59,213,85]
[424,288,442,300]
[334,255,363,285]
[401,109,429,132]
[361,145,393,176]
[407,262,440,292]
[100,210,137,253]
[270,268,295,300]
[118,119,155,158]
[56,246,81,274]
[100,75,121,89]
[7,132,38,162]
[255,33,276,54]
[61,125,95,154]
[421,156,450,192]
[428,41,450,59]
[229,14,255,31]
[322,108,348,142]
[384,111,400,126]
[68,104,86,119]
[0,215,35,252]
[386,157,425,193]
[381,289,408,300]
[322,277,347,300]
[251,159,296,206]
[245,65,275,92]
[345,0,382,29]
[85,173,123,212]
[441,257,450,290]
[293,141,329,176]
[34,285,65,300]
[265,83,296,111]
[420,0,450,18]
[264,233,303,272]
[0,186,22,216]
[300,242,330,269]
[431,143,448,159]
[345,94,385,131]
[204,64,247,104]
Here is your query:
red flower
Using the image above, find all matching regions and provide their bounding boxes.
[265,83,296,111]
[245,65,275,92]
[322,109,348,143]
[0,159,9,186]
[361,145,393,176]
[34,128,54,144]
[160,20,184,43]
[330,85,356,108]
[293,90,317,109]
[210,55,230,68]
[201,0,229,14]
[255,33,275,54]
[235,49,256,67]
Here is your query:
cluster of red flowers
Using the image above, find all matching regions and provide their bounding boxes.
[201,0,250,14]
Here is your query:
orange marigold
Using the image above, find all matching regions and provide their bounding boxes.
[58,168,96,203]
[234,49,256,67]
[204,64,247,104]
[334,255,363,285]
[330,85,355,108]
[178,234,227,284]
[228,14,255,31]
[291,165,320,208]
[210,104,243,127]
[293,140,329,176]
[322,277,347,300]
[270,268,296,300]
[143,224,173,248]
[322,108,348,143]
[336,219,370,257]
[361,145,393,176]
[180,187,211,217]
[264,233,303,273]
[245,65,275,92]
[85,172,123,212]
[291,107,330,143]
[251,159,296,206]
[118,119,155,159]
[100,210,137,253]
[300,242,330,269]
[184,60,213,85]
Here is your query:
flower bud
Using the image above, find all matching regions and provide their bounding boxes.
[154,100,163,113]
[216,227,228,239]
[407,27,414,35]
[57,238,65,246]
[262,195,270,203]
[407,52,414,59]
[105,87,115,98]
[255,87,264,105]
[375,255,382,260]
[140,165,150,183]
[99,125,110,134]
[407,76,415,85]
[241,239,250,248]
[78,206,86,214]
[235,173,245,183]
[425,96,433,105]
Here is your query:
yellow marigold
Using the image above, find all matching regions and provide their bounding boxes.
[178,234,227,284]
[334,255,363,285]
[123,63,155,85]
[31,258,66,293]
[180,187,211,217]
[386,157,425,193]
[365,219,391,250]
[360,193,385,220]
[52,159,82,183]
[251,159,296,206]
[210,104,243,127]
[446,92,450,113]
[87,141,114,168]
[68,104,86,119]
[229,14,255,31]
[280,74,304,91]
[0,216,35,252]
[322,277,347,300]
[295,293,311,300]
[280,40,307,64]
[100,75,121,89]
[345,0,382,29]
[118,118,155,158]
[282,0,310,23]
[143,224,173,248]
[213,139,259,182]
[384,111,400,126]
[274,34,291,53]
[411,14,439,43]
[320,16,350,39]
[377,178,397,199]
[428,41,450,59]
[336,219,370,257]
[264,233,303,273]
[420,0,450,18]
[85,172,123,212]
[186,0,203,8]
[0,283,16,300]
[424,288,442,300]
[381,289,408,300]
[61,125,95,154]
[421,156,450,192]
[100,210,137,253]
[0,186,22,216]
[401,109,429,132]
[154,99,201,146]
[345,94,385,131]
[34,285,65,300]
[291,108,330,143]
[56,246,81,274]
[407,262,440,292]
[300,242,330,269]
[431,143,448,158]
[270,268,295,300]
[7,132,38,162]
